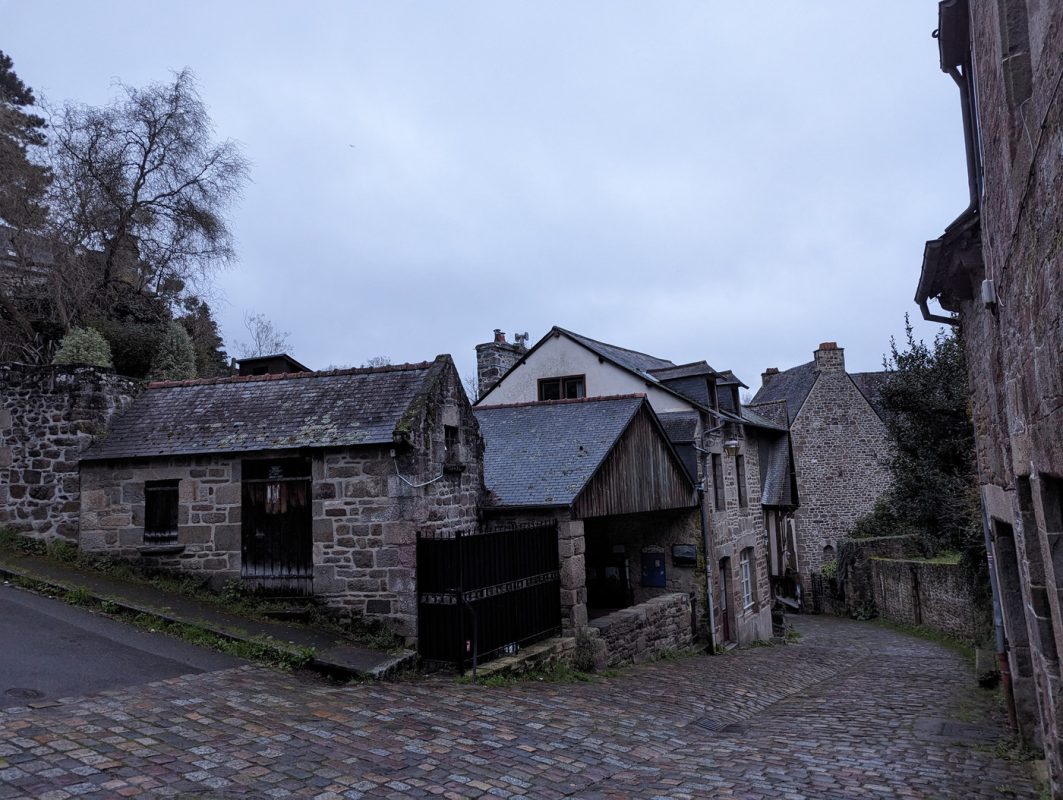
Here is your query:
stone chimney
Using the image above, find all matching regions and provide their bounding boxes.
[813,341,845,373]
[761,367,780,387]
[475,329,527,399]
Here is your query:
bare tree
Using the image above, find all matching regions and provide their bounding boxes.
[46,69,249,297]
[236,311,289,357]
[362,355,391,368]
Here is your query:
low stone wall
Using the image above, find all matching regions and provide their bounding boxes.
[871,558,983,641]
[588,592,694,666]
[836,534,921,613]
[0,363,137,541]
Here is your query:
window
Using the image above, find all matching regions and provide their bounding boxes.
[444,424,459,455]
[144,480,179,543]
[712,453,725,511]
[740,548,754,610]
[538,375,585,401]
[735,454,747,508]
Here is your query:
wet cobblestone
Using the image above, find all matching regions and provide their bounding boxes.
[0,617,1039,798]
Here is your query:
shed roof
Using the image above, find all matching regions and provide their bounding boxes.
[474,395,645,508]
[758,432,796,508]
[82,358,450,461]
[657,411,700,442]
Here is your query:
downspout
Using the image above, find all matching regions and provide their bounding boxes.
[981,500,1018,731]
[697,484,718,652]
[919,58,980,327]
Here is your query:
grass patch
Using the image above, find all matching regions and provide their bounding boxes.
[463,662,596,687]
[872,618,976,662]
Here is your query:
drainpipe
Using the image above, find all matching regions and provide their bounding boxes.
[921,62,980,327]
[698,483,718,652]
[981,502,1018,731]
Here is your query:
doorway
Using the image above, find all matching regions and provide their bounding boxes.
[719,557,735,643]
[241,457,313,595]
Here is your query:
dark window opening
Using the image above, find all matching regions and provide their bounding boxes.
[712,453,725,511]
[538,375,585,401]
[736,454,747,508]
[144,480,180,544]
[444,424,459,454]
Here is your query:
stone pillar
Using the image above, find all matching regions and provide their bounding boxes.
[474,329,526,400]
[813,341,845,373]
[557,516,587,635]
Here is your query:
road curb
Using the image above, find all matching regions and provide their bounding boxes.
[0,561,406,681]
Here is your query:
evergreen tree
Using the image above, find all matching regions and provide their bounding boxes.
[52,327,113,368]
[0,50,50,229]
[148,321,196,381]
[178,297,229,377]
[853,319,979,554]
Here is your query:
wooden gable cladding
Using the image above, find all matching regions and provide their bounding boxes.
[573,404,697,519]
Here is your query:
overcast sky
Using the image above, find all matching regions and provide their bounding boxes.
[5,2,965,387]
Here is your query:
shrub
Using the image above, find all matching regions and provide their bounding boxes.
[52,327,113,368]
[148,321,197,381]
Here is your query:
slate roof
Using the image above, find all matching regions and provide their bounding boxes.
[750,361,818,425]
[739,406,789,432]
[647,361,716,381]
[850,371,891,422]
[758,432,796,507]
[559,327,674,375]
[658,411,700,442]
[82,359,446,461]
[474,395,645,507]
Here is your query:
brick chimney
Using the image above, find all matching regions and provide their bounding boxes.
[813,341,845,373]
[475,329,527,399]
[761,367,780,387]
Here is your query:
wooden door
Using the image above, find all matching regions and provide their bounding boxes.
[719,557,734,643]
[241,457,313,595]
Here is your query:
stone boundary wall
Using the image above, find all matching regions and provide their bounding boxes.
[870,558,982,642]
[837,534,921,611]
[0,363,137,541]
[588,592,694,666]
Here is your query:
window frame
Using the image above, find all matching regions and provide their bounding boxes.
[735,454,747,508]
[740,548,754,610]
[144,479,180,544]
[711,453,725,511]
[537,374,586,401]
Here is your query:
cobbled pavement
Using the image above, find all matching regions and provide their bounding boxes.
[0,616,1040,799]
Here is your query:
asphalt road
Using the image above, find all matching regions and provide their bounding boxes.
[0,583,242,710]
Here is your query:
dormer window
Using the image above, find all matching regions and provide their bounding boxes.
[538,375,585,401]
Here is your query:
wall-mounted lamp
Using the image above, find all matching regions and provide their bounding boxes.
[723,439,740,457]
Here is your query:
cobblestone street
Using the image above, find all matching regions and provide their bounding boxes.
[0,616,1039,799]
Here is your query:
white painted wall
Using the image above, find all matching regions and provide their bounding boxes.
[477,333,696,414]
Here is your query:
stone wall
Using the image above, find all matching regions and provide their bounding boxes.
[474,332,526,399]
[0,363,136,541]
[588,592,694,666]
[80,359,484,641]
[940,4,1063,785]
[790,346,893,576]
[870,558,983,642]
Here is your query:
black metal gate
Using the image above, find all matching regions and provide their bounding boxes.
[417,521,561,670]
[241,457,313,595]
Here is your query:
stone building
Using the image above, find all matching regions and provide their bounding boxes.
[475,326,783,645]
[915,0,1063,788]
[0,363,136,541]
[750,342,893,578]
[78,355,482,641]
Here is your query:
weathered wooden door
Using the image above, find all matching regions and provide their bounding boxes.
[241,457,313,595]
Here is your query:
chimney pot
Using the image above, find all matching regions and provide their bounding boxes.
[494,329,506,343]
[818,341,838,351]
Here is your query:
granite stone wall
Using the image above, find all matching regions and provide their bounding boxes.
[870,558,983,642]
[588,592,694,666]
[950,3,1063,785]
[474,333,526,400]
[789,346,893,576]
[0,364,136,541]
[79,359,484,641]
